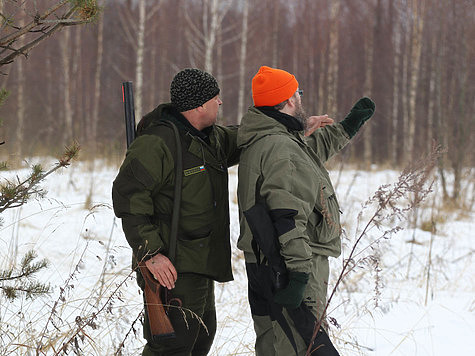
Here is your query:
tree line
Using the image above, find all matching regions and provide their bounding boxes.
[0,1,473,180]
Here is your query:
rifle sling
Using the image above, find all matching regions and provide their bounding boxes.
[165,120,182,265]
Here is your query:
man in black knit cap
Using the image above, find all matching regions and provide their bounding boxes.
[113,68,240,355]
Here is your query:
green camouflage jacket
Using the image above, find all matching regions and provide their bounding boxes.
[237,107,349,274]
[112,103,239,282]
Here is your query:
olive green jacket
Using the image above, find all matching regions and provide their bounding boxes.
[237,107,350,274]
[112,104,239,282]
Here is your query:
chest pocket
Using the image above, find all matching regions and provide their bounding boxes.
[307,183,341,244]
[179,137,227,234]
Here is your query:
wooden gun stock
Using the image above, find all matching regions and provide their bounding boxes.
[138,262,176,341]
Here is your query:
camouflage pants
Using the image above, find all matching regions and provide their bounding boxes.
[142,273,216,356]
[246,255,329,356]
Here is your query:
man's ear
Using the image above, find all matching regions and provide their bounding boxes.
[286,95,297,110]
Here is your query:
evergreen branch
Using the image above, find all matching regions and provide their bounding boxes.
[0,250,50,301]
[0,142,79,214]
[0,1,70,46]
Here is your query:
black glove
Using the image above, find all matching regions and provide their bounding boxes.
[340,97,375,138]
[273,271,309,309]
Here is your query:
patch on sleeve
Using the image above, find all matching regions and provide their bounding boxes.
[269,209,298,237]
[184,165,206,176]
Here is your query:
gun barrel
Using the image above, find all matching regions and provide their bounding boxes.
[122,81,136,149]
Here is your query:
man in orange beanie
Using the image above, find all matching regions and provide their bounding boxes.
[237,66,375,355]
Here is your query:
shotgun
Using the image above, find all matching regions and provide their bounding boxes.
[122,81,176,341]
[138,262,175,341]
[122,81,136,148]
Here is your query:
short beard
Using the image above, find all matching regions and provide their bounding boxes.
[294,101,308,130]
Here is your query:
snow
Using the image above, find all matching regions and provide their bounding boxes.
[0,159,473,355]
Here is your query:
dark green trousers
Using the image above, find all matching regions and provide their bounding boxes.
[142,274,216,356]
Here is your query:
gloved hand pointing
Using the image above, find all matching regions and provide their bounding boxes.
[340,97,375,138]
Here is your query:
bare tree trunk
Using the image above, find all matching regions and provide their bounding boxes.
[91,15,104,154]
[401,14,410,164]
[72,26,81,141]
[317,50,326,114]
[135,0,146,122]
[327,0,339,115]
[184,0,231,74]
[306,0,317,115]
[364,4,374,167]
[15,20,25,159]
[45,55,54,146]
[271,0,279,68]
[427,35,438,155]
[391,27,400,166]
[407,0,425,161]
[60,28,73,144]
[148,18,158,110]
[237,0,249,123]
[217,20,223,105]
[204,0,219,72]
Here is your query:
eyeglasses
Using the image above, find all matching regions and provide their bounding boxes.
[297,89,303,96]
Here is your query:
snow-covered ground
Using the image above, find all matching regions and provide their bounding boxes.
[0,159,473,355]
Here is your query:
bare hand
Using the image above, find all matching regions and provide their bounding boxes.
[304,115,334,136]
[145,253,177,290]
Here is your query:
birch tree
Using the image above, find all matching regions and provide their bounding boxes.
[135,0,146,122]
[183,0,233,73]
[363,1,374,166]
[91,11,104,153]
[237,0,249,122]
[60,28,74,144]
[406,0,425,162]
[391,2,400,165]
[118,0,163,123]
[327,0,340,116]
[15,19,25,159]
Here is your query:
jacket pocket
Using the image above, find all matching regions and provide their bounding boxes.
[308,183,341,245]
[175,232,212,273]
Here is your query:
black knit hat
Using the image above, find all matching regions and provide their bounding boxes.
[170,68,220,112]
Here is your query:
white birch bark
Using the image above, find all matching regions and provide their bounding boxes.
[426,35,437,155]
[237,0,249,123]
[91,15,104,152]
[407,0,425,161]
[391,27,401,165]
[72,26,81,136]
[135,0,146,123]
[204,0,219,73]
[184,0,232,74]
[327,0,340,116]
[45,56,54,143]
[15,20,25,159]
[60,28,73,144]
[363,3,373,166]
[271,0,279,68]
[401,18,409,163]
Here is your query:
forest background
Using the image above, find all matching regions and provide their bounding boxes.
[0,0,474,198]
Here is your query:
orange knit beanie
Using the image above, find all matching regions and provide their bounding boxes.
[251,66,299,107]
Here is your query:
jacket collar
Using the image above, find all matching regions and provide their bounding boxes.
[256,106,304,132]
[168,105,212,145]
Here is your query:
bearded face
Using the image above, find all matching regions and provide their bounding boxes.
[294,98,309,130]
